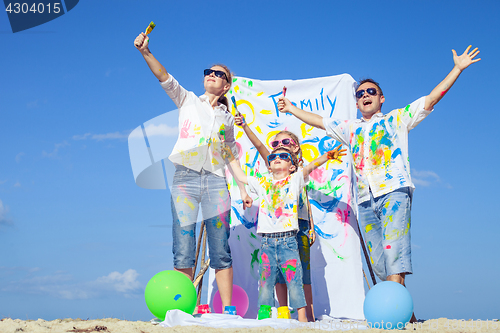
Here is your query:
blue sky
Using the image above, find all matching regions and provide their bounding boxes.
[1,0,499,321]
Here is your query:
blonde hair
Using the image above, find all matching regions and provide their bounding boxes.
[274,130,303,167]
[211,63,233,110]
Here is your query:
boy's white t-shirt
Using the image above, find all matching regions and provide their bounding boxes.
[247,172,307,234]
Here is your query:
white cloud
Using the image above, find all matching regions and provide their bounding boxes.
[411,169,451,188]
[91,131,131,141]
[94,269,141,294]
[13,181,21,188]
[72,133,92,140]
[42,141,70,157]
[73,130,133,142]
[0,268,142,300]
[142,124,179,137]
[73,125,178,143]
[0,200,13,228]
[15,152,25,163]
[27,100,39,109]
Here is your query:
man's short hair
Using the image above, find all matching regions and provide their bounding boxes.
[356,78,383,96]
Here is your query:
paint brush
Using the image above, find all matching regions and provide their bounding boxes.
[282,86,287,97]
[231,96,241,116]
[145,21,155,35]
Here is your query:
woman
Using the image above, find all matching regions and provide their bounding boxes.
[134,32,251,309]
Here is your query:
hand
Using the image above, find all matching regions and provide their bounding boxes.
[240,192,253,210]
[134,33,149,52]
[234,115,246,127]
[453,45,481,71]
[327,146,348,161]
[277,97,292,113]
[309,228,316,246]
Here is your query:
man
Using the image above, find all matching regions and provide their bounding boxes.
[277,45,480,300]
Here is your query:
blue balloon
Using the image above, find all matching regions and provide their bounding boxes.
[363,281,413,330]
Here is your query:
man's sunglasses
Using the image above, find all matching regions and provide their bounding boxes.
[355,88,378,99]
[204,69,228,81]
[267,152,292,163]
[270,138,296,148]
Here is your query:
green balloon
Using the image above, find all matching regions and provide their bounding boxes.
[144,270,197,320]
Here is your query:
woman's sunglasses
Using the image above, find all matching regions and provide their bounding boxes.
[267,152,292,163]
[270,138,296,148]
[355,88,378,99]
[204,69,228,81]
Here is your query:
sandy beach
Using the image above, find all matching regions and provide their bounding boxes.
[1,317,497,333]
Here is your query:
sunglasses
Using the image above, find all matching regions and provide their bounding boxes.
[270,138,296,148]
[355,88,378,99]
[204,69,228,81]
[267,152,292,163]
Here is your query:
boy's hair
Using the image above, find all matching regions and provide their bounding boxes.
[275,130,303,166]
[356,78,383,96]
[270,147,298,173]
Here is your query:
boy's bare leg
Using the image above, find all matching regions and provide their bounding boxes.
[303,284,314,321]
[275,283,288,306]
[387,273,417,323]
[297,306,308,322]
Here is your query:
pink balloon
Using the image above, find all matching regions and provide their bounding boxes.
[212,284,249,317]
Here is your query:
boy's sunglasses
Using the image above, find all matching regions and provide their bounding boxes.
[270,138,295,148]
[355,88,378,99]
[267,152,292,163]
[204,69,228,81]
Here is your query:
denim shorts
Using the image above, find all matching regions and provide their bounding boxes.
[358,187,413,280]
[171,165,232,270]
[258,233,307,310]
[276,219,311,285]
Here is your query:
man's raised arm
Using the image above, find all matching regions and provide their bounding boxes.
[425,45,481,111]
[277,98,325,130]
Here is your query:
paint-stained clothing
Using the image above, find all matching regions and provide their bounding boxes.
[323,97,432,203]
[258,233,307,310]
[161,75,238,177]
[171,165,232,270]
[160,75,235,270]
[276,218,311,285]
[358,187,413,280]
[247,172,308,234]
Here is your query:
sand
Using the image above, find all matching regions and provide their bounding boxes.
[1,317,498,333]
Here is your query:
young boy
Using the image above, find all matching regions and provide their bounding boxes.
[224,143,345,322]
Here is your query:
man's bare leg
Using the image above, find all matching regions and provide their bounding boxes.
[387,273,417,323]
[303,284,314,322]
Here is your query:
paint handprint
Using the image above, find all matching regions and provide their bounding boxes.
[180,120,195,139]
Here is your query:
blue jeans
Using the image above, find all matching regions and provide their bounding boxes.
[171,165,232,270]
[276,219,311,285]
[258,232,307,310]
[358,187,413,281]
